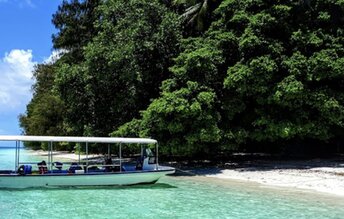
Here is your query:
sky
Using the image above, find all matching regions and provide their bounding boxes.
[0,0,61,135]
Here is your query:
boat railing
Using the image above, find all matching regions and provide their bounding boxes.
[17,161,124,173]
[18,158,130,165]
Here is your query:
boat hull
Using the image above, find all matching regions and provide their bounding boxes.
[0,168,175,189]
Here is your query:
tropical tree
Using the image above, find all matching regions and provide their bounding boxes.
[116,0,344,157]
[19,64,68,150]
[173,0,222,35]
[113,80,221,158]
[54,0,182,137]
[52,0,101,62]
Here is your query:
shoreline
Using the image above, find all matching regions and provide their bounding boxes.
[26,149,101,161]
[173,159,344,197]
[25,149,344,197]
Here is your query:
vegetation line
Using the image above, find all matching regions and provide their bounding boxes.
[20,0,344,159]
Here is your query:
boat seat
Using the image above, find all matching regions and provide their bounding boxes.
[24,165,32,174]
[18,165,32,175]
[37,161,48,174]
[104,157,113,172]
[69,163,82,173]
[136,157,144,170]
[53,162,63,170]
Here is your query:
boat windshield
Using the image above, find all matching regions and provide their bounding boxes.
[143,148,154,157]
[143,148,157,164]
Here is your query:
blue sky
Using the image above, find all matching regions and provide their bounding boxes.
[0,0,61,135]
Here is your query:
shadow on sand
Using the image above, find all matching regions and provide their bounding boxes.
[169,155,344,177]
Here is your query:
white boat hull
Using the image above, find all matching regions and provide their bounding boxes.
[0,168,175,189]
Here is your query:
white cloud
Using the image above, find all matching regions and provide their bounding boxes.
[44,49,67,64]
[0,0,35,8]
[0,49,36,112]
[21,0,34,8]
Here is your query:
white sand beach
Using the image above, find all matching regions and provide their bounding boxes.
[27,149,344,196]
[188,160,344,197]
[205,168,344,196]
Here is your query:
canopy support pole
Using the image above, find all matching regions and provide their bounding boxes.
[47,142,49,168]
[86,142,89,172]
[14,141,18,172]
[78,143,81,164]
[17,141,20,170]
[119,143,122,172]
[49,141,53,171]
[156,143,159,170]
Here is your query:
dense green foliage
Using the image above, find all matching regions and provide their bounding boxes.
[20,0,344,158]
[20,0,182,150]
[173,0,222,35]
[52,0,100,61]
[114,0,344,156]
[19,64,67,150]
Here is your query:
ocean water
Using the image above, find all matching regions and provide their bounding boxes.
[0,148,344,219]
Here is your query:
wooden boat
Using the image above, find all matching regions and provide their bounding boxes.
[0,136,175,188]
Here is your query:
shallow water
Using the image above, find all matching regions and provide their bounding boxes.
[0,148,344,219]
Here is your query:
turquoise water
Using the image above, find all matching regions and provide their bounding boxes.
[0,148,344,219]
